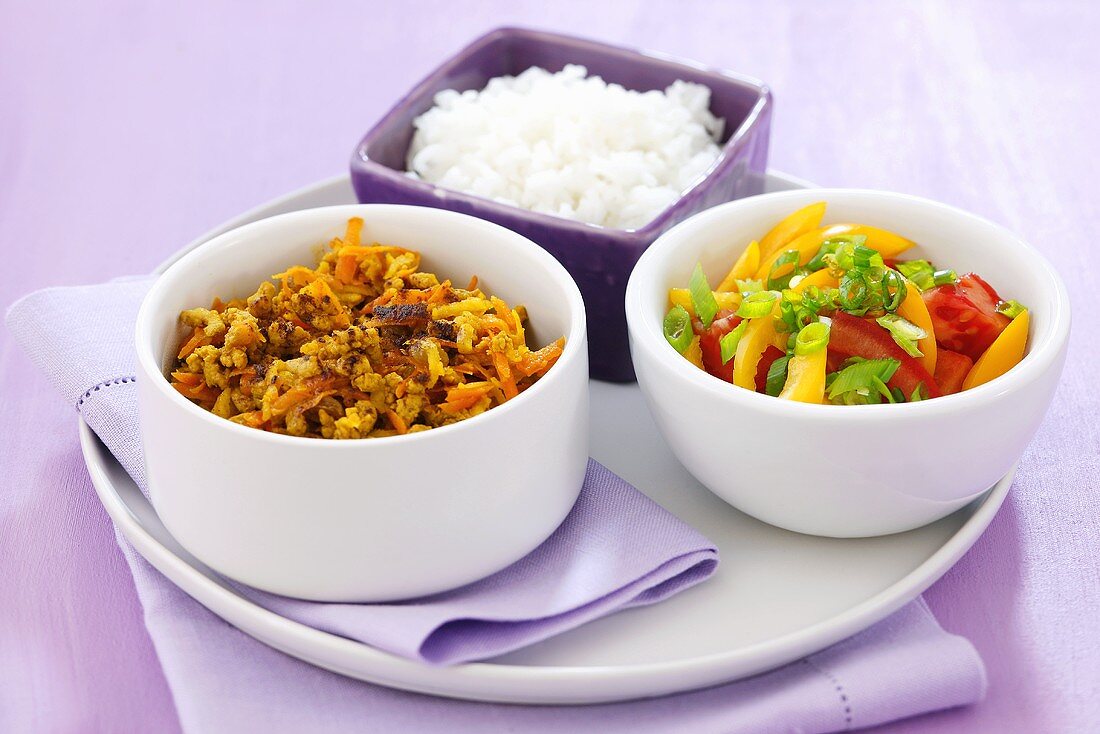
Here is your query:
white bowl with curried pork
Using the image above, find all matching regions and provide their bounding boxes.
[135,205,588,601]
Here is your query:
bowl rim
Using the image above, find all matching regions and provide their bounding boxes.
[135,203,588,449]
[625,187,1072,420]
[350,25,772,242]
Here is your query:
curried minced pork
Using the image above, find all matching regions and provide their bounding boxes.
[169,217,564,439]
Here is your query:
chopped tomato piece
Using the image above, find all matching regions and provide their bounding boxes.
[921,273,1010,361]
[754,345,786,393]
[826,350,847,374]
[828,312,943,398]
[933,348,974,395]
[693,310,742,383]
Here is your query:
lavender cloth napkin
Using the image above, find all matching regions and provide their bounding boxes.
[7,279,987,732]
[6,277,720,666]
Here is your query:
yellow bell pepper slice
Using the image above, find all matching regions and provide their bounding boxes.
[731,270,837,393]
[755,225,843,282]
[846,224,916,259]
[732,302,783,390]
[779,322,830,403]
[962,310,1029,390]
[758,202,826,260]
[779,347,827,403]
[684,336,704,369]
[669,288,742,316]
[717,240,761,292]
[895,278,937,375]
[754,224,917,282]
[791,268,839,293]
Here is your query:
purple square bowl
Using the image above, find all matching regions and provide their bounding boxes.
[350,27,772,381]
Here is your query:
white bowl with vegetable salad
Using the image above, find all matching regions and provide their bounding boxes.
[625,189,1070,537]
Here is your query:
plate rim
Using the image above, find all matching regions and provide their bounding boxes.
[78,170,1009,704]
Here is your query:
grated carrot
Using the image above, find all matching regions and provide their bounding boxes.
[344,217,364,247]
[515,337,565,377]
[171,371,203,386]
[386,410,408,434]
[335,254,359,283]
[492,351,518,400]
[336,245,406,258]
[177,327,208,359]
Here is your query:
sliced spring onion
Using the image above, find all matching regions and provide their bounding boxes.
[737,289,781,319]
[896,260,936,290]
[663,305,693,353]
[736,278,764,294]
[805,234,867,272]
[996,299,1027,319]
[719,319,750,364]
[881,269,906,312]
[669,288,740,315]
[910,383,929,402]
[825,239,867,274]
[794,321,830,356]
[876,313,926,357]
[780,286,837,334]
[767,250,803,290]
[837,272,871,313]
[932,269,958,287]
[870,375,896,402]
[826,357,900,404]
[852,244,883,270]
[689,264,719,328]
[765,355,792,396]
[778,291,802,334]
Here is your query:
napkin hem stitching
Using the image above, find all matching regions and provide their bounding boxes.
[77,375,137,409]
[802,657,853,729]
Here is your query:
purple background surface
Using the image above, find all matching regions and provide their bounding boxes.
[1,2,1097,732]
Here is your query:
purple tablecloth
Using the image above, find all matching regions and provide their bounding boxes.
[1,2,1097,732]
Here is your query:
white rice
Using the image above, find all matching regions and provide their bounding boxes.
[406,65,724,230]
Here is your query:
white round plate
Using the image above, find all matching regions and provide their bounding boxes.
[80,171,1010,704]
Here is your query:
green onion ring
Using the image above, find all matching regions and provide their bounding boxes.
[853,244,879,269]
[996,299,1027,319]
[765,354,792,396]
[838,274,869,312]
[794,321,830,356]
[932,269,958,287]
[882,270,906,311]
[737,289,781,319]
[689,264,719,328]
[768,250,802,290]
[663,305,693,354]
[719,319,749,364]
